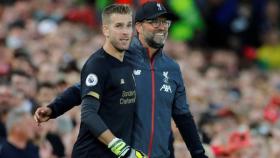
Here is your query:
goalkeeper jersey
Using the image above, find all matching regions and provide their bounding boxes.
[72,48,136,158]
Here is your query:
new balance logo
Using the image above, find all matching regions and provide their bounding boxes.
[121,79,125,84]
[133,69,141,75]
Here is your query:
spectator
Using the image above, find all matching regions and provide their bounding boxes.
[0,108,39,158]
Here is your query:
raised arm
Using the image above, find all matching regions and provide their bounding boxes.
[34,83,81,124]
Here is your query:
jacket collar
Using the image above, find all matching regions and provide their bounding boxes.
[129,36,163,59]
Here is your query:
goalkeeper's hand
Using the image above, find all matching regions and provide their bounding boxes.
[108,138,147,158]
[127,148,147,158]
[34,106,52,125]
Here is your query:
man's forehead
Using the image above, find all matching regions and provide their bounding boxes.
[110,13,132,19]
[109,13,132,23]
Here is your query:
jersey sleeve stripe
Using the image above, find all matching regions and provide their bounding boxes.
[87,91,100,100]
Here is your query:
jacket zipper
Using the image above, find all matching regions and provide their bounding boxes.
[147,49,156,158]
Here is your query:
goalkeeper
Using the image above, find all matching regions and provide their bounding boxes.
[53,4,145,158]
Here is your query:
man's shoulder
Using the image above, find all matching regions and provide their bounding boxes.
[86,48,107,63]
[0,140,39,158]
[161,52,180,70]
[0,138,5,152]
[26,142,39,153]
[82,48,109,71]
[0,138,7,147]
[0,139,11,155]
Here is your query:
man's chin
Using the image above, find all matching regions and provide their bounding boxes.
[148,41,164,48]
[116,46,128,52]
[154,38,165,44]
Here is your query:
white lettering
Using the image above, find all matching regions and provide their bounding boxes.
[160,84,172,93]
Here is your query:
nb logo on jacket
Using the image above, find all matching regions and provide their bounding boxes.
[133,69,141,75]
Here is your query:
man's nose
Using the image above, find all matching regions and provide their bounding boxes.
[122,28,131,35]
[157,22,166,30]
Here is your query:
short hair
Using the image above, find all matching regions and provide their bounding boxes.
[102,4,132,24]
[5,108,30,134]
[38,82,55,91]
[10,69,32,80]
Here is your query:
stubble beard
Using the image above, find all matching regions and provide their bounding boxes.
[111,39,129,52]
[144,32,167,49]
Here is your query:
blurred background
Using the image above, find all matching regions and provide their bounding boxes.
[0,0,279,158]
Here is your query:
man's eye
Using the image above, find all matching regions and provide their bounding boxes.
[115,23,124,28]
[151,20,157,24]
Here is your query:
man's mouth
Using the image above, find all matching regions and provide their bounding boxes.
[120,38,129,41]
[155,33,164,35]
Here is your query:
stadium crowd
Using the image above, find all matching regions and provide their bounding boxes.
[0,0,280,158]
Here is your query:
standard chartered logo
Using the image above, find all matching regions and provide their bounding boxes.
[120,90,136,105]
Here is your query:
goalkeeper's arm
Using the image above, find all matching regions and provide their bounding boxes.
[34,83,82,124]
[82,96,147,158]
[48,83,82,118]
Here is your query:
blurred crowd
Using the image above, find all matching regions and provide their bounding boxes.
[0,0,279,158]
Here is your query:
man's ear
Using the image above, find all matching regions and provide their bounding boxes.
[135,23,142,34]
[102,24,109,38]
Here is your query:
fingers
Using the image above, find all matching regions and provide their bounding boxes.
[129,149,147,158]
[135,151,146,158]
[33,107,50,125]
[37,108,48,116]
[34,109,44,124]
[34,115,41,126]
